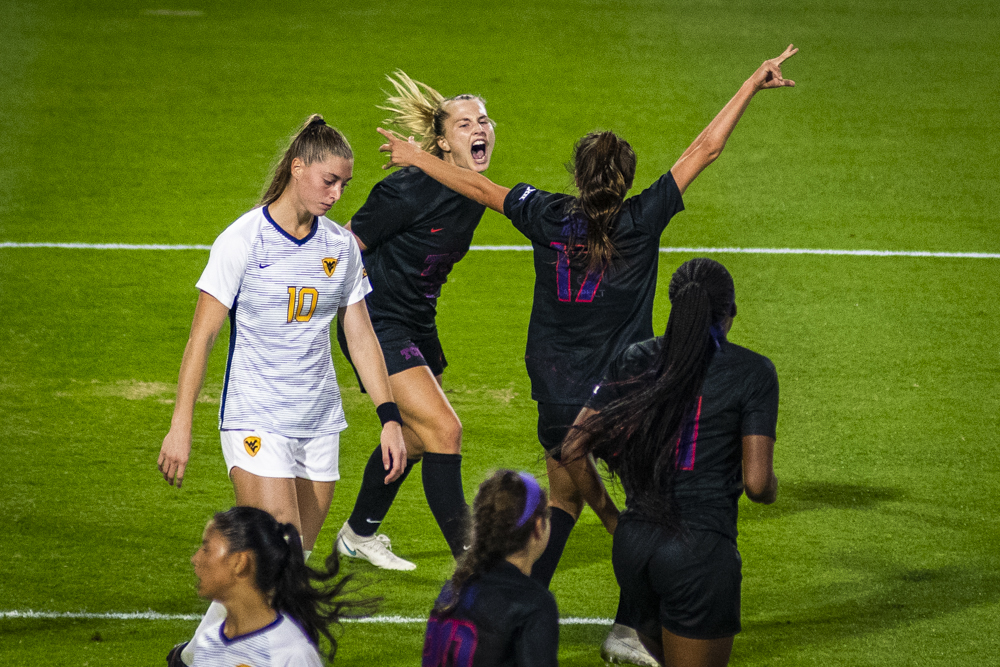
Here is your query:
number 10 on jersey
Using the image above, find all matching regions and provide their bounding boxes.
[287,287,318,323]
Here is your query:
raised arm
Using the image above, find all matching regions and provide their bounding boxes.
[378,128,510,213]
[338,299,407,483]
[559,407,621,534]
[671,44,798,194]
[158,291,229,488]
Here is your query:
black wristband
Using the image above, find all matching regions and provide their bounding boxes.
[376,402,403,427]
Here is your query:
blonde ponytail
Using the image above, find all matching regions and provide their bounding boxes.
[379,71,491,158]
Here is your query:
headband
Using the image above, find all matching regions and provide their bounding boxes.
[515,472,544,528]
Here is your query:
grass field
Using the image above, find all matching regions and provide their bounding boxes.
[2,1,999,665]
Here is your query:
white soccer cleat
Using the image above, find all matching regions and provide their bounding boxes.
[600,623,662,667]
[336,521,416,571]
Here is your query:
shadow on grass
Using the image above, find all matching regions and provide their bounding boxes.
[736,561,1000,663]
[742,480,905,521]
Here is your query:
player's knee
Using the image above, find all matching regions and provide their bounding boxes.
[436,415,462,454]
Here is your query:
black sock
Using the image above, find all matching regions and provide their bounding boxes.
[422,452,469,558]
[347,447,417,537]
[530,506,576,587]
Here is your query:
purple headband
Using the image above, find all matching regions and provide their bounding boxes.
[515,472,544,528]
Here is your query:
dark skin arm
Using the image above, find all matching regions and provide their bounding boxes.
[558,407,620,534]
[742,434,778,503]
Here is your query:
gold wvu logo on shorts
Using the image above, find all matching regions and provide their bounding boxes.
[244,436,262,457]
[323,257,338,277]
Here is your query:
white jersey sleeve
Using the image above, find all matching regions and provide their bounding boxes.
[195,219,254,309]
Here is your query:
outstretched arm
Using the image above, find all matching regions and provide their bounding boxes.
[378,128,510,213]
[559,407,620,534]
[671,44,798,194]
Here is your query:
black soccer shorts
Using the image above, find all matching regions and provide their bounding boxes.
[612,516,742,640]
[535,402,585,461]
[337,323,447,392]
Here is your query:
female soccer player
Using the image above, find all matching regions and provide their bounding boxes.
[423,470,558,667]
[334,72,497,569]
[157,115,406,665]
[184,506,375,666]
[378,46,796,589]
[561,258,779,667]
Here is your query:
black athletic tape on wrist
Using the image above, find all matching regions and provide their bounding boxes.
[376,402,403,427]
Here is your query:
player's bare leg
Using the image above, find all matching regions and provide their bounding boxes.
[530,456,584,585]
[660,629,733,667]
[341,366,468,564]
[293,478,336,553]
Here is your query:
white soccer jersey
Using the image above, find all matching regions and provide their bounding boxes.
[191,613,324,667]
[197,206,371,437]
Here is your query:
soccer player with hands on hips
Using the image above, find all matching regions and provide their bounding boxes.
[380,43,796,664]
[184,506,375,666]
[334,73,498,570]
[562,258,779,667]
[423,470,559,667]
[157,115,406,666]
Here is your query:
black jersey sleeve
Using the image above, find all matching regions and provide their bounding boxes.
[514,593,560,667]
[503,183,566,245]
[628,172,685,235]
[349,176,417,250]
[741,357,779,438]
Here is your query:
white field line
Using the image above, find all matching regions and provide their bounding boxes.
[0,610,612,625]
[0,242,997,259]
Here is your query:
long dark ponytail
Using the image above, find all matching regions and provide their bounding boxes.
[211,507,377,662]
[565,131,637,273]
[433,470,549,615]
[574,258,735,525]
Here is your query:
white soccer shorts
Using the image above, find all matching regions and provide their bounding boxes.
[220,429,340,482]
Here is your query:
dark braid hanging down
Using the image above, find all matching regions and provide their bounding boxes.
[433,470,549,616]
[572,258,736,526]
[211,507,378,662]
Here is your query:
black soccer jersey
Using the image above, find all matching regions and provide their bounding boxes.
[351,167,487,339]
[423,562,559,667]
[503,173,684,405]
[590,336,779,539]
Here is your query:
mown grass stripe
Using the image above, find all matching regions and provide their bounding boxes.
[0,610,613,625]
[1,242,997,258]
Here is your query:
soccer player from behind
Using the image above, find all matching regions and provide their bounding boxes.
[157,115,406,666]
[379,43,797,664]
[423,470,558,667]
[333,72,497,569]
[561,258,779,667]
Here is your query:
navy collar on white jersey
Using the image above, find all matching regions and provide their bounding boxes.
[263,206,318,246]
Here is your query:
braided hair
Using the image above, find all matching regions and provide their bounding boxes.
[260,114,353,206]
[433,470,549,615]
[574,258,735,526]
[565,131,637,273]
[210,507,377,662]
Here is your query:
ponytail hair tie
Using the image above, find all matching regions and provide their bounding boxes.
[515,472,543,528]
[309,116,327,127]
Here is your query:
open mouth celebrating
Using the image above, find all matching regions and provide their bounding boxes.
[471,140,488,163]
